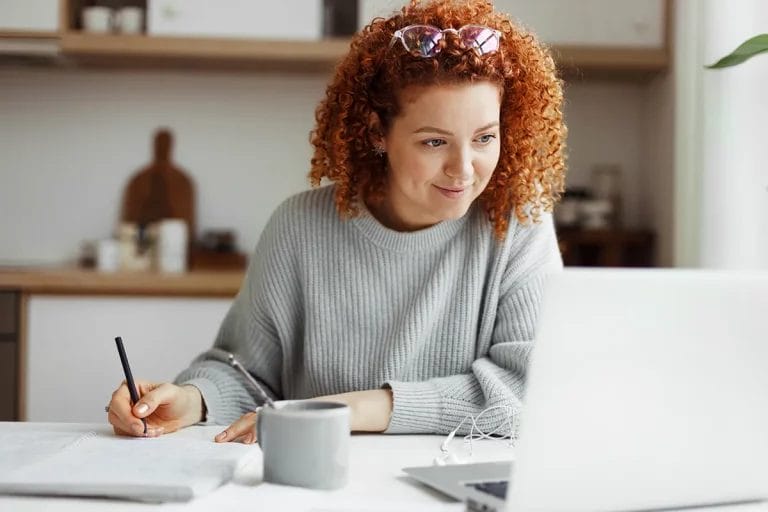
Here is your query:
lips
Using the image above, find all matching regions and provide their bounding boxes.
[434,185,470,193]
[434,184,471,199]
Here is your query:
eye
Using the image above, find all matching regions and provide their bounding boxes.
[476,134,497,144]
[423,139,447,148]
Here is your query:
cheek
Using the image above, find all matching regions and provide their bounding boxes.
[389,149,439,183]
[478,151,500,180]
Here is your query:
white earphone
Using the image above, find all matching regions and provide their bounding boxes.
[433,452,464,466]
[433,405,516,466]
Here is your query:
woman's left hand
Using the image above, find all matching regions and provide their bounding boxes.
[214,410,258,444]
[214,389,393,443]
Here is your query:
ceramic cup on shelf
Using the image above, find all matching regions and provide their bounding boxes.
[96,239,120,273]
[115,7,144,34]
[155,219,188,273]
[82,6,114,33]
[580,199,613,230]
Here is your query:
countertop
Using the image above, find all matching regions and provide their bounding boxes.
[0,268,244,297]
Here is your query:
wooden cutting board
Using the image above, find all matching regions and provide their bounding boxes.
[121,129,196,244]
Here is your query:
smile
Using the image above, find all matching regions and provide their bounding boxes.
[434,185,470,198]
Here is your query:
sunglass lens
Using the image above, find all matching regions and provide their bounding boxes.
[461,26,500,55]
[402,26,443,57]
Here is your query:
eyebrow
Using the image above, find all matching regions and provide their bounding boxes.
[413,121,500,136]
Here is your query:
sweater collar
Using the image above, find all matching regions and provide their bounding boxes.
[350,201,474,252]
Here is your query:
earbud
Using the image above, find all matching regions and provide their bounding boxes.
[432,452,463,466]
[440,429,457,452]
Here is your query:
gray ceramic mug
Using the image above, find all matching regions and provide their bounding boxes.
[257,400,350,489]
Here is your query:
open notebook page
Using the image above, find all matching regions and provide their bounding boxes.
[0,426,258,503]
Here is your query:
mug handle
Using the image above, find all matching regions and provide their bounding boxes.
[254,406,264,447]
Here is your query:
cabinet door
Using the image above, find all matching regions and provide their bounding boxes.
[25,295,232,422]
[0,0,59,32]
[0,292,18,421]
[490,0,664,47]
[0,342,16,421]
[359,0,665,48]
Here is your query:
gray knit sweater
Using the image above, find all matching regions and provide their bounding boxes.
[176,185,562,435]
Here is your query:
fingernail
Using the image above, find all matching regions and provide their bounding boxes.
[146,426,164,437]
[136,403,149,415]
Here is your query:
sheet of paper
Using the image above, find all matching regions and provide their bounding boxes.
[0,427,258,502]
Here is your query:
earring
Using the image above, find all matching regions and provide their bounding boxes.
[373,143,386,156]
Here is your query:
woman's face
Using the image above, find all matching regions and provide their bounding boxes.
[375,81,502,231]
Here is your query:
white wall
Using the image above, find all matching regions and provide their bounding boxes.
[642,72,675,267]
[675,0,768,269]
[562,80,646,230]
[0,67,656,266]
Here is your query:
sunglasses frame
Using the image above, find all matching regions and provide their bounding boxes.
[389,24,502,58]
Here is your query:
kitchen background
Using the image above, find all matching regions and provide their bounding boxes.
[2,0,679,268]
[0,0,765,423]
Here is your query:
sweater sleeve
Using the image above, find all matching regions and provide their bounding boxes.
[383,215,563,435]
[173,204,293,426]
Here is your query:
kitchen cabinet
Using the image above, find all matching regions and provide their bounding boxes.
[0,0,668,80]
[359,0,668,79]
[0,0,59,33]
[492,0,665,48]
[558,229,656,267]
[361,0,666,47]
[0,269,243,422]
[0,292,19,421]
[25,295,232,422]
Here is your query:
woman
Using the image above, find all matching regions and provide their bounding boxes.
[107,0,566,442]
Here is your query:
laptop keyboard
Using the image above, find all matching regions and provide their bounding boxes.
[467,480,509,499]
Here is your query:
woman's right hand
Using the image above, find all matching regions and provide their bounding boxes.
[106,381,204,437]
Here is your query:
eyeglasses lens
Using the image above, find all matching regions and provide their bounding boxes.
[460,26,500,55]
[403,26,443,57]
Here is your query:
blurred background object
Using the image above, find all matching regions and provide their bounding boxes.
[120,128,195,265]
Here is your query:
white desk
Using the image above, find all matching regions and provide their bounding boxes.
[0,422,513,512]
[1,423,766,512]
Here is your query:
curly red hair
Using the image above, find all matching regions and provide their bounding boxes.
[309,0,566,239]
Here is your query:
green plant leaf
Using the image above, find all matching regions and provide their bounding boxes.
[706,34,768,69]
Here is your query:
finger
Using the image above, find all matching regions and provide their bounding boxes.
[112,424,132,437]
[215,411,257,443]
[109,383,145,435]
[131,382,176,419]
[237,431,256,444]
[111,420,165,438]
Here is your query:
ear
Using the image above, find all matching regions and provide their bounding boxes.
[367,111,386,153]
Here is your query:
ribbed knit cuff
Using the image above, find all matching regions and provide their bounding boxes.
[383,380,445,434]
[178,377,223,426]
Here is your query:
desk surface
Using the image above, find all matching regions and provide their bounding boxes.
[1,423,766,512]
[0,422,513,512]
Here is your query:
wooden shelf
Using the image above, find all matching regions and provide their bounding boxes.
[0,268,244,297]
[0,30,59,39]
[58,32,351,72]
[0,28,670,78]
[553,46,669,80]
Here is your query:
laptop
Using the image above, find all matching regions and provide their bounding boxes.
[404,269,768,512]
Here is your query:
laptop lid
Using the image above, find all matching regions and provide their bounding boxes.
[506,269,768,512]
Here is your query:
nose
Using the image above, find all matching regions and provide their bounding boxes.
[443,146,473,182]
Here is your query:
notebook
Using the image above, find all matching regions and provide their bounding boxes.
[406,269,768,512]
[0,424,258,503]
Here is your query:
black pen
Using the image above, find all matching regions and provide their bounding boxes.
[114,336,147,435]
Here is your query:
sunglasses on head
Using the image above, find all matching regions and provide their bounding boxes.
[389,24,502,58]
